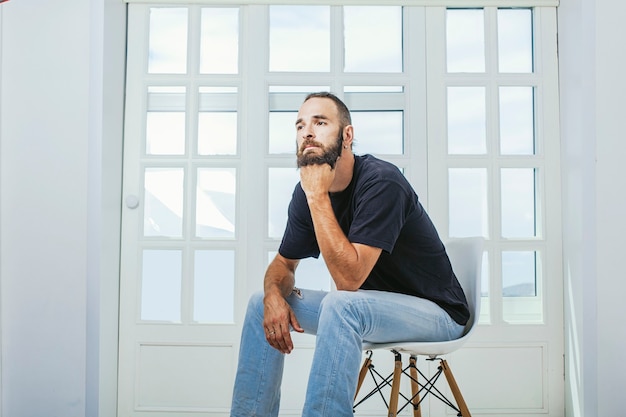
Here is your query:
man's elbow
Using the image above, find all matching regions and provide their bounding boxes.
[335,284,359,291]
[333,274,366,291]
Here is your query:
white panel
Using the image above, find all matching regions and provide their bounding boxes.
[443,345,546,412]
[136,344,234,410]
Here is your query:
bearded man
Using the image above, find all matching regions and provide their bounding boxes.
[230,92,469,417]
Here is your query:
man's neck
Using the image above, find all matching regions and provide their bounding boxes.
[329,152,355,193]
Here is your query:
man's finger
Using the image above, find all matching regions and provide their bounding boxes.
[290,313,304,333]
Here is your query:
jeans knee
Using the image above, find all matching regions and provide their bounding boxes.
[319,291,355,318]
[318,291,365,339]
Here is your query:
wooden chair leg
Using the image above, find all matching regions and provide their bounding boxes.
[409,356,422,417]
[440,359,471,417]
[387,352,403,417]
[354,352,372,400]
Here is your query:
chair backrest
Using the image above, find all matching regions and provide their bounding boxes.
[444,237,484,334]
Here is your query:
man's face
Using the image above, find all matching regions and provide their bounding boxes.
[295,97,344,169]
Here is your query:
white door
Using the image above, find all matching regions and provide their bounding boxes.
[118,4,563,417]
[423,7,564,416]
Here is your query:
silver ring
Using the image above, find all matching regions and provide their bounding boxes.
[269,330,275,335]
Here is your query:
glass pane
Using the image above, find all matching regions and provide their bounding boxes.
[148,8,188,74]
[501,168,536,238]
[200,8,239,74]
[447,87,486,154]
[351,111,403,155]
[196,168,236,238]
[269,252,332,292]
[498,8,533,73]
[269,112,297,155]
[268,168,300,239]
[499,86,535,155]
[144,168,184,237]
[503,251,543,323]
[146,113,186,155]
[449,168,488,238]
[502,251,536,296]
[198,87,238,155]
[146,86,186,155]
[198,112,237,155]
[344,6,402,73]
[141,249,182,321]
[269,6,330,72]
[194,250,235,323]
[446,9,485,73]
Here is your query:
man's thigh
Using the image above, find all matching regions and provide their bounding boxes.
[285,288,328,335]
[321,289,463,343]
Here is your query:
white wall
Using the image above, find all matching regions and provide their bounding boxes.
[559,0,626,416]
[0,0,125,416]
[593,2,626,415]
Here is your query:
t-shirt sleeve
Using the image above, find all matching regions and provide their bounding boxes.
[278,183,320,260]
[348,177,416,254]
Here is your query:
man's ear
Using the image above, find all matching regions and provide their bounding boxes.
[343,125,354,148]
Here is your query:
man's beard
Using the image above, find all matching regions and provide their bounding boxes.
[296,133,343,169]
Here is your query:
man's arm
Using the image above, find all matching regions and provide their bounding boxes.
[300,163,382,291]
[264,253,299,298]
[306,192,382,290]
[263,254,303,354]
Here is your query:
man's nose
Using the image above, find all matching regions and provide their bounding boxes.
[301,124,314,138]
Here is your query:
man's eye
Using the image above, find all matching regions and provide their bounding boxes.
[317,121,326,125]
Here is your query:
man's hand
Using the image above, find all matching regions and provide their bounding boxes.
[263,291,304,354]
[299,163,336,200]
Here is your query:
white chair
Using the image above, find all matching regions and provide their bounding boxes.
[353,237,484,417]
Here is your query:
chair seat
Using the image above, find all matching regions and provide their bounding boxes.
[363,331,474,358]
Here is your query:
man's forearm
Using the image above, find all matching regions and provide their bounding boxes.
[306,194,364,289]
[264,256,297,298]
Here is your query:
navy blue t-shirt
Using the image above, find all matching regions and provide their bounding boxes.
[278,154,470,325]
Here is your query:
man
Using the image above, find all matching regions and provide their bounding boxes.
[230,92,469,417]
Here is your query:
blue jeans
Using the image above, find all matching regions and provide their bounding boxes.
[230,288,465,417]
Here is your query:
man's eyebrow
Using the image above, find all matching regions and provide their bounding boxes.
[295,114,329,126]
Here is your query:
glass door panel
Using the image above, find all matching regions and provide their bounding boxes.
[268,168,300,240]
[446,9,485,73]
[195,168,236,239]
[199,8,239,74]
[447,86,487,154]
[193,250,235,323]
[344,6,403,73]
[501,168,537,239]
[148,8,188,74]
[497,8,533,73]
[141,249,182,322]
[143,168,185,238]
[449,168,489,238]
[499,86,535,155]
[269,6,330,72]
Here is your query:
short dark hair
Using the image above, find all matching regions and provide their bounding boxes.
[303,92,352,128]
